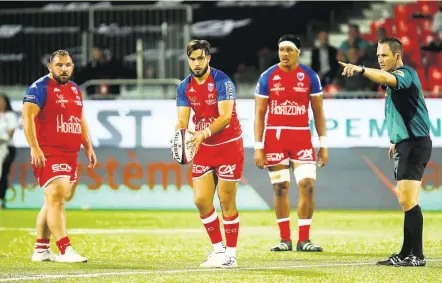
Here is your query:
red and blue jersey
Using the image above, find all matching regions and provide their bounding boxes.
[255,64,323,129]
[23,75,84,155]
[176,67,242,145]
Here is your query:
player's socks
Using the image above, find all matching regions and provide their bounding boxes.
[277,217,291,242]
[405,205,424,259]
[223,212,240,257]
[200,207,224,251]
[35,238,50,253]
[399,212,412,258]
[56,236,72,255]
[298,218,312,243]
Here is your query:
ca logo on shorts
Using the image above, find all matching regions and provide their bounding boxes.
[297,149,313,161]
[218,165,236,178]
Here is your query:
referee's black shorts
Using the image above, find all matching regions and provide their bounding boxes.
[393,136,432,181]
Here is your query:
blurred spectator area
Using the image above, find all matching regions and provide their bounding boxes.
[0,1,440,99]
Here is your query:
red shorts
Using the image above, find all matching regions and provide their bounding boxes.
[264,128,316,167]
[192,137,244,181]
[33,153,78,188]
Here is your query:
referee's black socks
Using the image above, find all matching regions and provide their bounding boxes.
[401,205,424,259]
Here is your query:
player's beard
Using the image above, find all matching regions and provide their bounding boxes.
[52,72,71,85]
[191,65,209,78]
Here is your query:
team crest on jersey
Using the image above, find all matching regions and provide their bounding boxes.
[208,83,214,92]
[297,72,305,81]
[71,86,78,94]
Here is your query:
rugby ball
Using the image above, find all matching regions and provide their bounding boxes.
[171,128,196,164]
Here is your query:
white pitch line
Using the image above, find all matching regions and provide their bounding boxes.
[1,260,441,282]
[0,262,384,282]
[0,227,370,236]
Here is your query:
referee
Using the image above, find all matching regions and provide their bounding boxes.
[339,37,431,267]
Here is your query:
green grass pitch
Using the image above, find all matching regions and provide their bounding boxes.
[0,210,441,282]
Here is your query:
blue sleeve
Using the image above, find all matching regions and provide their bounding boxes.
[216,74,236,101]
[302,66,323,96]
[23,85,46,109]
[392,68,413,90]
[176,81,190,107]
[255,73,269,97]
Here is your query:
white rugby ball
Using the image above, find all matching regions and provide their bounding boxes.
[171,128,196,164]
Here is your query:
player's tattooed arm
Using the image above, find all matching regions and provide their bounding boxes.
[176,106,191,131]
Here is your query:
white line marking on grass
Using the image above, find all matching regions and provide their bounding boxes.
[0,227,370,236]
[1,260,441,282]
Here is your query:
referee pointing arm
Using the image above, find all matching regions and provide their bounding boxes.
[339,37,431,267]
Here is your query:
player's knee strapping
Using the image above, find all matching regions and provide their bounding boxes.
[293,163,316,184]
[268,169,291,184]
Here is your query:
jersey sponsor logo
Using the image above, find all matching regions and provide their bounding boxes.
[24,95,35,101]
[218,164,236,178]
[266,152,284,162]
[71,86,78,94]
[224,81,234,100]
[52,163,72,173]
[270,82,285,95]
[192,164,210,174]
[392,70,405,77]
[54,88,60,92]
[272,75,281,81]
[270,100,306,116]
[293,86,308,92]
[56,94,68,108]
[56,115,82,134]
[205,93,217,105]
[189,96,200,106]
[297,72,305,81]
[208,83,214,92]
[297,149,314,161]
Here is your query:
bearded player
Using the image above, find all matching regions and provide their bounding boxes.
[23,50,97,263]
[254,34,328,252]
[175,40,243,268]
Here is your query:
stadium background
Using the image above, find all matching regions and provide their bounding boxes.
[1,1,442,282]
[0,0,441,211]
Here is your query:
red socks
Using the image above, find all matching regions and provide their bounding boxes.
[56,236,71,255]
[200,207,223,246]
[35,238,50,253]
[223,212,240,249]
[277,218,291,242]
[298,219,312,243]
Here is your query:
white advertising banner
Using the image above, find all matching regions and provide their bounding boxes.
[11,99,442,148]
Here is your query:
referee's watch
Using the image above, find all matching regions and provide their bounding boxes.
[359,65,366,75]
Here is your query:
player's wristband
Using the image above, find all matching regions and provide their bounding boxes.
[359,65,365,75]
[319,136,328,148]
[254,142,264,150]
